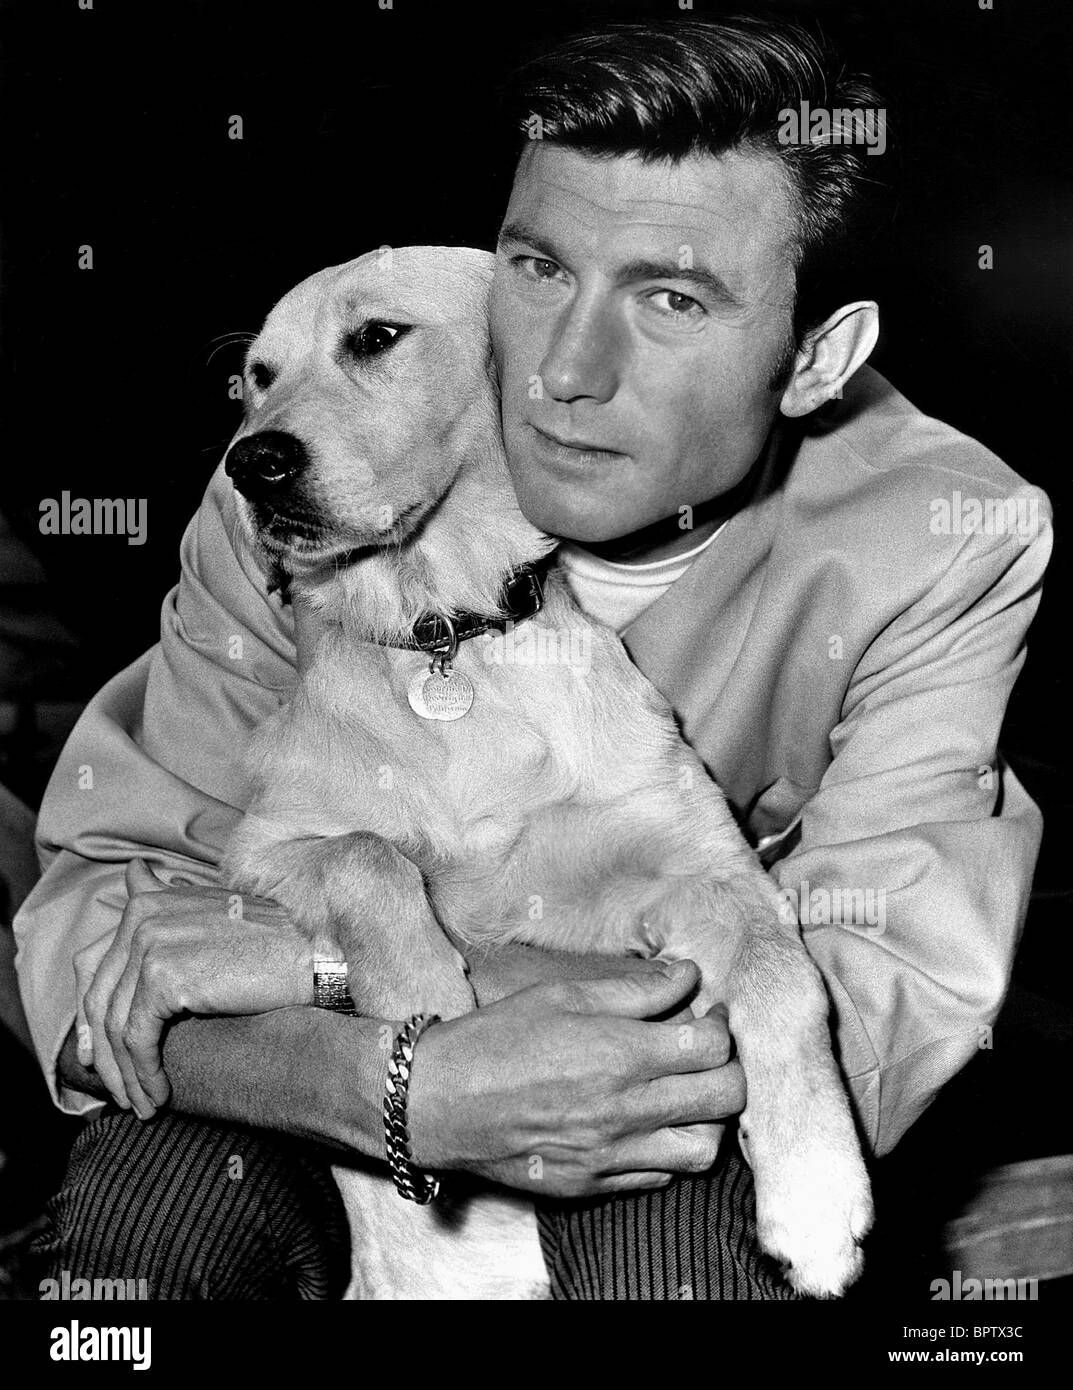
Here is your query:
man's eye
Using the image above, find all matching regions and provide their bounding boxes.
[649,290,704,317]
[515,255,562,282]
[346,322,411,359]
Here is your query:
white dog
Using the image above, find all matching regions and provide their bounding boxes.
[220,245,872,1299]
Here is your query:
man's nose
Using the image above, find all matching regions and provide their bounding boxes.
[225,430,309,502]
[538,298,623,404]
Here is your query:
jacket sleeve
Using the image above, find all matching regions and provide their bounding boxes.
[770,497,1052,1156]
[13,463,297,1115]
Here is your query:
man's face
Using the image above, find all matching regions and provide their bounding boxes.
[489,143,799,542]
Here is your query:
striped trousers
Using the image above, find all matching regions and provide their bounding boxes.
[34,1109,800,1300]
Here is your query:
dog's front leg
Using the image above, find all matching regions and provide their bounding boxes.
[649,863,873,1297]
[722,872,873,1297]
[225,827,474,1023]
[628,764,873,1298]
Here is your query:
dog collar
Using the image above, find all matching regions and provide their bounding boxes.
[268,559,550,652]
[389,562,548,657]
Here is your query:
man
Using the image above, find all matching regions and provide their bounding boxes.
[15,17,1050,1300]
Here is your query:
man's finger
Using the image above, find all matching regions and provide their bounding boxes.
[108,949,162,1119]
[125,978,173,1109]
[73,944,104,1069]
[546,958,701,1021]
[83,980,130,1110]
[92,923,149,1107]
[84,914,149,1109]
[592,1171,676,1194]
[633,1063,746,1128]
[602,1121,727,1178]
[621,1011,737,1081]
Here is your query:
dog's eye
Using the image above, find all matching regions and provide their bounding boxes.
[346,322,411,360]
[249,362,276,391]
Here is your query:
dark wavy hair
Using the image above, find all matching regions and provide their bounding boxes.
[502,15,891,348]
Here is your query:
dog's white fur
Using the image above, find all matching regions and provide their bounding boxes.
[221,246,872,1299]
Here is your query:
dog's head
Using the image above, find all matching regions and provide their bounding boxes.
[226,246,544,621]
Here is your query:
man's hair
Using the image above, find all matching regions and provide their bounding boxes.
[503,15,891,347]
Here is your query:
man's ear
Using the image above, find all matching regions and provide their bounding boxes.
[779,302,879,419]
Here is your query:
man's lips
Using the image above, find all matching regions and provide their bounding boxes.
[528,423,625,459]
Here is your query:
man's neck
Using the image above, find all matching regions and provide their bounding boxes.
[576,503,725,566]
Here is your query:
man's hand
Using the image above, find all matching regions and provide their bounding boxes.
[409,959,745,1197]
[72,869,744,1198]
[62,951,743,1198]
[78,860,314,1119]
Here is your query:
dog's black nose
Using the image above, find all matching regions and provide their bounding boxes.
[225,431,308,500]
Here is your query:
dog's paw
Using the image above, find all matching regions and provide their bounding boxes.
[345,941,475,1024]
[749,1125,872,1298]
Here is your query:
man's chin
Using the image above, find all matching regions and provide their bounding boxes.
[513,491,641,545]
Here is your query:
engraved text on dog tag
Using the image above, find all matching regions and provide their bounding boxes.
[407,667,474,721]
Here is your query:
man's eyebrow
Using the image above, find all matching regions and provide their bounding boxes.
[496,225,742,310]
[496,222,561,261]
[615,258,743,310]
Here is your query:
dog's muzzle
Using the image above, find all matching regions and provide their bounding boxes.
[226,430,308,504]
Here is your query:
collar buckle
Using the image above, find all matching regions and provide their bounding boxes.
[402,562,548,658]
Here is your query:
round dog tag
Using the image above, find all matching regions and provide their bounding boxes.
[407,666,474,721]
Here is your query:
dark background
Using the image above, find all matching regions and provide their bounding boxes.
[2,0,1070,692]
[1,0,1070,1297]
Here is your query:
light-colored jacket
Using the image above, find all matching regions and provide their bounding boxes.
[15,367,1052,1155]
